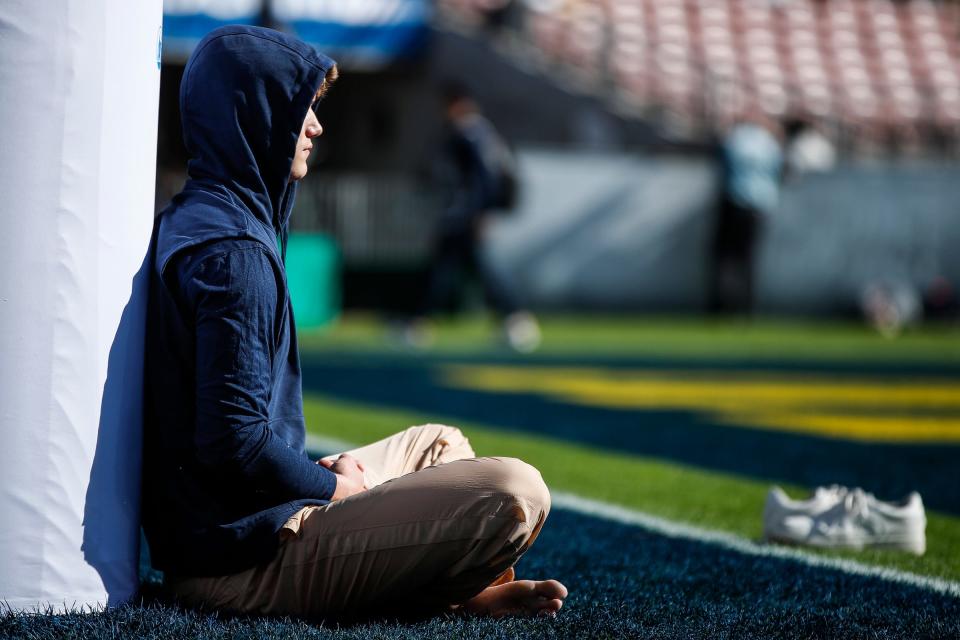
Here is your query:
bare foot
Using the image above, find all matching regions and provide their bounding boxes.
[463,579,568,618]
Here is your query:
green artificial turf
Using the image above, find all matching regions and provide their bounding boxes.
[5,315,957,638]
[299,314,960,363]
[304,392,960,583]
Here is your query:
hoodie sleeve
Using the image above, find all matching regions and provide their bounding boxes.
[176,243,337,501]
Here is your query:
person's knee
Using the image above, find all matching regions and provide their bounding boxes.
[481,457,551,520]
[405,423,462,441]
[402,423,475,469]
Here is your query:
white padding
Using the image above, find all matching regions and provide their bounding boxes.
[0,0,161,610]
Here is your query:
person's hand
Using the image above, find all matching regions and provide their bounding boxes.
[318,453,367,501]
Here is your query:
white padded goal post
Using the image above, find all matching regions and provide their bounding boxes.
[0,0,162,610]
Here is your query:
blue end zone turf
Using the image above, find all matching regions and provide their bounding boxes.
[4,507,957,639]
[515,508,959,639]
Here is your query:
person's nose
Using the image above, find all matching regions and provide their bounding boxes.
[307,121,323,138]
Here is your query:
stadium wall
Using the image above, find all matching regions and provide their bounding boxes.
[484,151,960,315]
[0,0,161,610]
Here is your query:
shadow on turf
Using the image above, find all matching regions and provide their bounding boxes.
[135,577,485,631]
[137,543,478,631]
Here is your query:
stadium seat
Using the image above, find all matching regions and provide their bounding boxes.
[436,0,960,151]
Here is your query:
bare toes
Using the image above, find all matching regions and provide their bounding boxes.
[534,598,564,617]
[534,579,568,601]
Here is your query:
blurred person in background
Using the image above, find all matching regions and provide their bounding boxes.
[408,82,541,352]
[144,26,565,623]
[860,275,960,337]
[860,279,922,338]
[708,113,785,314]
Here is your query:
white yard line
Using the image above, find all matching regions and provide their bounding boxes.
[306,434,960,599]
[551,492,960,599]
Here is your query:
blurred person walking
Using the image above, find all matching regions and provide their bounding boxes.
[708,114,784,314]
[409,83,540,352]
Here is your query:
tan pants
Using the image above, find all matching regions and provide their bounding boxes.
[169,424,551,620]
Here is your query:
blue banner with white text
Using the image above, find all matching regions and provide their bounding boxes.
[162,0,430,67]
[272,0,430,67]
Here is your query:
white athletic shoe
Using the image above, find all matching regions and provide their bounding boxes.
[763,485,927,555]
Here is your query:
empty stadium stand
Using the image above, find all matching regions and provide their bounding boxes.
[438,0,960,153]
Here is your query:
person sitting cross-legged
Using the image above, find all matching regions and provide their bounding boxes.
[142,25,566,622]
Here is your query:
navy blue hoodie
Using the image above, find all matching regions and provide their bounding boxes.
[143,26,337,577]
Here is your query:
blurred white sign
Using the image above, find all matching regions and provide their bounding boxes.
[164,0,260,18]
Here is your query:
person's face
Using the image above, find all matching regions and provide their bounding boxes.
[290,91,324,182]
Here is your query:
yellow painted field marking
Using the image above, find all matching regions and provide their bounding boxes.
[441,365,960,443]
[721,412,960,443]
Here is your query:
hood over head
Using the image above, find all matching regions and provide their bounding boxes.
[179,25,336,236]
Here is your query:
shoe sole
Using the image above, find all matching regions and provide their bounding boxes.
[764,533,926,556]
